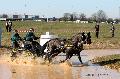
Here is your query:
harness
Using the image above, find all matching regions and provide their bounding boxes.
[64,43,81,51]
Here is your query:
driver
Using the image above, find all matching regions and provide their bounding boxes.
[24,28,39,42]
[11,29,22,48]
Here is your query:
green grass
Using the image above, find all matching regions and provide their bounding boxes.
[0,21,120,49]
[92,54,120,71]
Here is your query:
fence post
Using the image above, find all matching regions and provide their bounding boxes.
[0,27,2,47]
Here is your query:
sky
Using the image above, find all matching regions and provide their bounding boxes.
[0,0,120,18]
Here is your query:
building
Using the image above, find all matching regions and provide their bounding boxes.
[25,15,28,19]
[35,15,39,19]
[2,14,8,18]
[13,15,18,19]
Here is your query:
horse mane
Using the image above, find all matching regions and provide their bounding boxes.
[71,32,82,39]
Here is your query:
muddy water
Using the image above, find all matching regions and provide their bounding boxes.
[11,64,72,79]
[0,62,73,79]
[0,49,120,79]
[0,54,73,79]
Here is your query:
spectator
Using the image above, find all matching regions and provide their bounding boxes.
[8,20,12,32]
[110,23,115,37]
[5,21,9,32]
[95,23,100,38]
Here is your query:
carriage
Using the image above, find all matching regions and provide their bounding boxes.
[40,32,59,52]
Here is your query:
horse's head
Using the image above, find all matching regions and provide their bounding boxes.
[71,32,91,45]
[71,33,83,46]
[81,32,92,44]
[81,32,87,44]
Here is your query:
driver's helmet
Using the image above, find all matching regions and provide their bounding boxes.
[29,28,34,32]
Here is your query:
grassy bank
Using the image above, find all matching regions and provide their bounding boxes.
[0,21,120,49]
[92,54,120,71]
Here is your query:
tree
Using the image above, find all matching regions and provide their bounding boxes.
[96,10,107,22]
[87,17,94,23]
[70,14,74,21]
[69,12,79,21]
[91,10,107,22]
[114,18,120,24]
[63,13,71,21]
[79,13,87,21]
[91,13,97,22]
[107,18,113,23]
[2,14,8,18]
[72,12,78,20]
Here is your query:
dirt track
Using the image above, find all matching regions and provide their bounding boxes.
[0,49,120,79]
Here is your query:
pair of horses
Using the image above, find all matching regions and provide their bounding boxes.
[43,32,91,63]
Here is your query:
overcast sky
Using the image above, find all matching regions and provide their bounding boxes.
[0,0,120,18]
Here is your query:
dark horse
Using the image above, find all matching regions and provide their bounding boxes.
[43,38,66,62]
[61,33,84,63]
[61,32,91,63]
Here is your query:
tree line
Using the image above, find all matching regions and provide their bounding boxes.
[59,10,120,23]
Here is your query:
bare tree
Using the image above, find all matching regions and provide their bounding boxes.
[70,12,78,21]
[91,13,97,22]
[72,12,78,20]
[79,13,87,21]
[91,10,107,22]
[63,13,71,21]
[97,10,107,22]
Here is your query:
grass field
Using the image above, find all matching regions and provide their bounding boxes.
[92,54,120,71]
[0,21,120,49]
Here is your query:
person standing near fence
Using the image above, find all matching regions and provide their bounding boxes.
[95,23,100,38]
[5,21,9,32]
[110,23,115,37]
[8,20,12,32]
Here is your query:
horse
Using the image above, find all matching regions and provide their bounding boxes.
[43,38,66,62]
[61,32,91,63]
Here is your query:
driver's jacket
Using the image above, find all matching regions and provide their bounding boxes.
[24,32,37,41]
[11,33,22,43]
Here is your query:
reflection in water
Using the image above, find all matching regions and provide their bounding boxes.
[60,63,73,79]
[0,54,73,79]
[0,62,73,79]
[0,64,12,79]
[10,64,72,79]
[11,65,49,79]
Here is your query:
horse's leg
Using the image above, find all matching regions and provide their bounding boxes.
[77,53,83,64]
[61,52,73,63]
[45,49,54,63]
[60,52,69,63]
[31,41,41,57]
[44,52,50,61]
[68,53,73,59]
